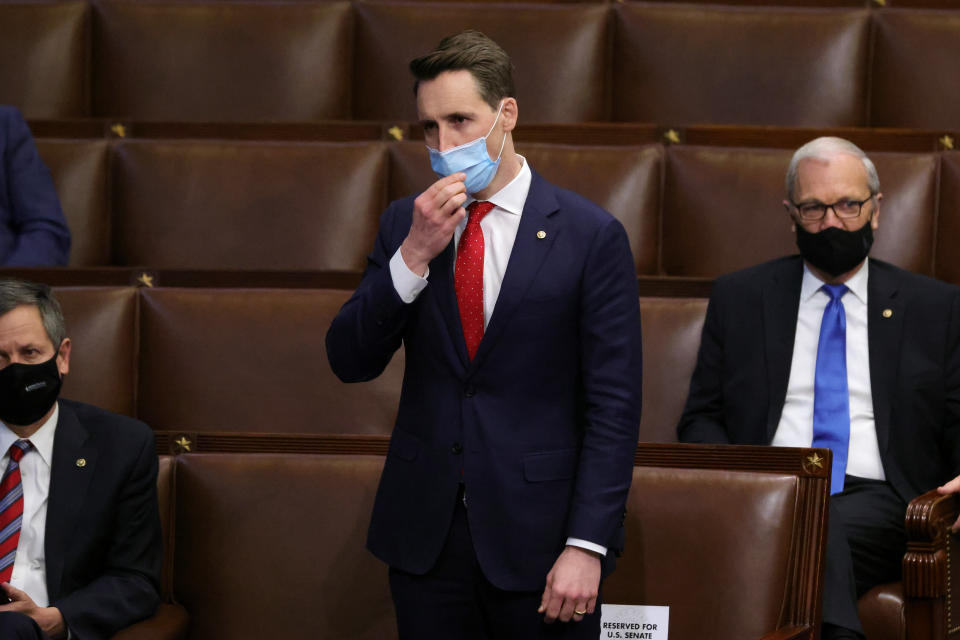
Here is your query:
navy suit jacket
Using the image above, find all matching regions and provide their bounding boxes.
[47,399,162,640]
[678,256,960,503]
[327,170,643,591]
[0,106,71,266]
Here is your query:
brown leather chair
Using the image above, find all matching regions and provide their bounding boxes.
[387,141,662,274]
[55,286,138,417]
[112,455,189,640]
[871,10,960,130]
[93,1,352,121]
[110,140,387,271]
[0,2,89,118]
[36,139,112,266]
[136,288,403,437]
[172,453,396,639]
[637,297,708,443]
[352,2,610,122]
[612,4,870,127]
[604,443,831,640]
[935,152,960,285]
[661,146,938,278]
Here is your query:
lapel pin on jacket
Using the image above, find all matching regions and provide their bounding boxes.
[536,230,546,239]
[882,309,893,318]
[76,458,86,468]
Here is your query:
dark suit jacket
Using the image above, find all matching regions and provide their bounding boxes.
[0,105,71,266]
[327,170,643,591]
[46,398,162,640]
[678,256,960,503]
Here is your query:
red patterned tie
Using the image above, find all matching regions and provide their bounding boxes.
[0,440,31,583]
[455,201,494,360]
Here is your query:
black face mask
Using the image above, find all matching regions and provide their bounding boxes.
[0,353,62,427]
[795,218,874,277]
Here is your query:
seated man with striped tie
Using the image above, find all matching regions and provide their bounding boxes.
[0,279,161,639]
[677,136,960,640]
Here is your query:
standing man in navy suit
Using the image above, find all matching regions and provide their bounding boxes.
[0,279,161,639]
[327,30,642,639]
[0,107,71,266]
[678,137,960,640]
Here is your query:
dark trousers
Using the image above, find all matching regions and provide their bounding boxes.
[389,489,602,640]
[822,476,907,638]
[0,612,49,640]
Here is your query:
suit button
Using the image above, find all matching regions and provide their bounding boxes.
[451,442,463,454]
[464,386,476,397]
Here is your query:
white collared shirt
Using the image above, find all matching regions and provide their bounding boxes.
[0,402,58,607]
[387,157,608,557]
[773,260,885,480]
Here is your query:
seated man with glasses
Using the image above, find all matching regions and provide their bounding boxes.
[678,136,960,640]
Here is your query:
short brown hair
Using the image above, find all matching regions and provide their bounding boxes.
[0,279,67,348]
[410,30,515,110]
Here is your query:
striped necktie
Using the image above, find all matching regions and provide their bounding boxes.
[0,440,32,583]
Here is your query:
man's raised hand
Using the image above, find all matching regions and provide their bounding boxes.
[400,173,468,276]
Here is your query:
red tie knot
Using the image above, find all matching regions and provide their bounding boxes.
[466,201,495,226]
[8,441,30,463]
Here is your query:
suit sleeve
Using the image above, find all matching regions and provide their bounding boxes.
[677,286,733,444]
[326,202,412,382]
[564,217,642,552]
[1,108,71,266]
[53,430,162,640]
[943,289,960,475]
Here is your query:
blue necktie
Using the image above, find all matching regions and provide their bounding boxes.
[812,284,850,494]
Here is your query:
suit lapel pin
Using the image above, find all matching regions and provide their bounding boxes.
[536,230,546,239]
[76,458,87,468]
[882,309,893,318]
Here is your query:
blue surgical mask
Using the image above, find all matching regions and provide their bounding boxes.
[427,101,507,194]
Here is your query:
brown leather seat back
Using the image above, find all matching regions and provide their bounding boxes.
[936,152,960,284]
[36,139,111,266]
[519,143,661,275]
[638,298,708,442]
[173,453,396,639]
[55,287,138,417]
[111,140,387,270]
[0,2,89,118]
[137,288,403,435]
[871,10,960,129]
[353,2,610,123]
[604,466,799,640]
[612,5,870,126]
[93,1,352,121]
[869,152,938,276]
[662,146,938,278]
[662,146,795,277]
[156,455,175,601]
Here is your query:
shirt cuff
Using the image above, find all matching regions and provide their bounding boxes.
[389,247,429,303]
[566,537,607,557]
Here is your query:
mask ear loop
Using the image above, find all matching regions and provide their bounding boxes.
[489,100,507,162]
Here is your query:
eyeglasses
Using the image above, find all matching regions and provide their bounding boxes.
[790,197,874,221]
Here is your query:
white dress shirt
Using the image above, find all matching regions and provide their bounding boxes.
[0,402,57,607]
[773,260,885,480]
[388,157,607,557]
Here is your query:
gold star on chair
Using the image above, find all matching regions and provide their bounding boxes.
[174,436,192,453]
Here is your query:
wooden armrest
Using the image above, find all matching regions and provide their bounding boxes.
[110,603,189,640]
[902,489,959,599]
[755,625,813,640]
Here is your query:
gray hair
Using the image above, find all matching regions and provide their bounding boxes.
[785,137,880,202]
[0,279,66,348]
